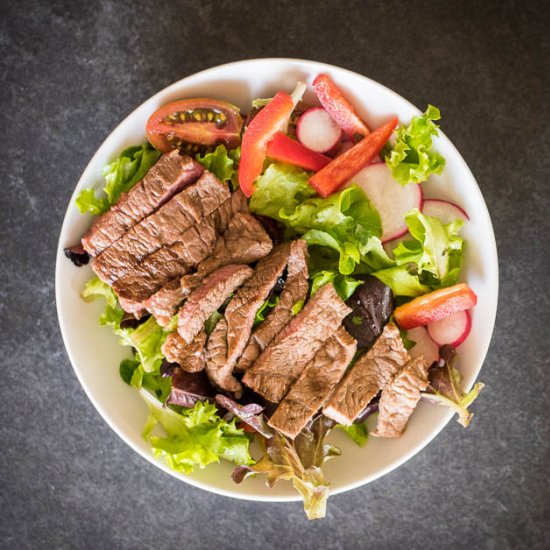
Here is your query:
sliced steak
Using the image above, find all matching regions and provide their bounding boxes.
[112,214,218,301]
[113,190,247,303]
[204,318,242,395]
[143,212,272,325]
[162,331,207,372]
[243,283,352,403]
[224,243,291,370]
[177,264,254,344]
[82,151,204,256]
[371,357,429,438]
[236,239,309,371]
[323,322,409,426]
[92,171,229,284]
[268,327,357,439]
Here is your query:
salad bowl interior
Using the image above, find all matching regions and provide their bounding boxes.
[56,58,498,501]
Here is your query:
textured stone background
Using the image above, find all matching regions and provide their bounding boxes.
[1,1,549,548]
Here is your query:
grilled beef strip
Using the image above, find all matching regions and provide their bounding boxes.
[242,283,352,403]
[82,151,204,256]
[224,243,291,371]
[177,264,254,344]
[113,190,247,304]
[372,356,429,438]
[204,318,242,396]
[143,212,273,325]
[235,239,309,372]
[162,331,207,373]
[91,171,230,284]
[323,322,410,426]
[268,326,357,439]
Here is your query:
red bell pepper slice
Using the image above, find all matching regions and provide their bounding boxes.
[313,74,370,138]
[309,117,398,197]
[394,283,478,330]
[266,132,331,172]
[238,92,294,197]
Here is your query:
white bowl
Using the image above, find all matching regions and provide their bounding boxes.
[56,58,498,502]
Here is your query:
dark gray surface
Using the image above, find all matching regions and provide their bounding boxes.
[1,1,549,548]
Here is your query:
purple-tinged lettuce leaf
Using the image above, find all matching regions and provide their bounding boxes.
[167,369,215,408]
[421,345,485,427]
[215,395,274,439]
[232,415,340,520]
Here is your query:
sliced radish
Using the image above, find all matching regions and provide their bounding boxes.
[296,107,342,153]
[406,326,440,366]
[422,199,469,224]
[427,309,472,347]
[349,163,423,242]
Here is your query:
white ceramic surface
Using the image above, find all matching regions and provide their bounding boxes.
[55,58,498,502]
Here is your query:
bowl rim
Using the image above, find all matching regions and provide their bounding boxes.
[56,57,499,502]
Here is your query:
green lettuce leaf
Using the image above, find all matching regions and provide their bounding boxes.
[384,105,446,185]
[421,346,485,427]
[336,422,369,447]
[81,277,167,373]
[249,163,316,220]
[140,389,252,474]
[196,145,240,189]
[250,163,384,275]
[310,270,362,301]
[372,209,464,297]
[233,416,339,520]
[76,143,160,215]
[254,295,280,326]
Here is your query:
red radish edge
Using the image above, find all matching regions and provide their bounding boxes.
[296,107,342,153]
[349,162,423,242]
[427,309,472,347]
[407,326,440,365]
[422,198,469,223]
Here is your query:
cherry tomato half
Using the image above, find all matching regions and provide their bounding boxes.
[146,99,243,152]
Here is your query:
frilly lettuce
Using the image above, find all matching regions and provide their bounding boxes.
[141,389,252,474]
[233,416,340,520]
[76,143,160,215]
[81,277,167,374]
[384,105,445,185]
[421,346,484,427]
[372,209,464,297]
[196,145,240,189]
[250,163,387,275]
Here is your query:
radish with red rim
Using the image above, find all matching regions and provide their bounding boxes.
[422,199,469,224]
[348,163,423,242]
[296,107,342,153]
[427,309,472,347]
[407,326,440,366]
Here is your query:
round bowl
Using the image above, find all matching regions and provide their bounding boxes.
[56,58,498,502]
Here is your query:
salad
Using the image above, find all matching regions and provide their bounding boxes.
[65,74,484,519]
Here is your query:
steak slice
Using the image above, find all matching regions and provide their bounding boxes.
[372,357,429,438]
[113,190,247,303]
[224,243,291,370]
[92,171,229,284]
[143,212,273,325]
[177,264,254,344]
[112,214,218,301]
[161,331,207,373]
[323,322,409,425]
[243,283,352,403]
[236,239,308,372]
[268,327,357,439]
[204,318,242,395]
[82,151,204,256]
